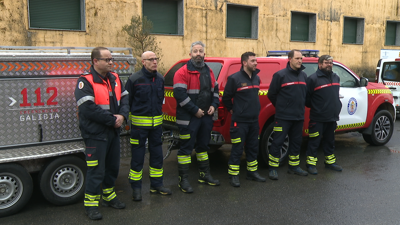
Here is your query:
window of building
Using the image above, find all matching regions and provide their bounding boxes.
[226,4,258,39]
[343,17,364,44]
[143,0,183,35]
[290,12,316,42]
[385,21,400,46]
[28,0,85,30]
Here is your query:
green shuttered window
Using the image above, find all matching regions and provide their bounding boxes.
[343,17,364,44]
[291,13,309,41]
[386,22,397,46]
[227,5,252,38]
[343,18,357,44]
[29,0,82,30]
[143,0,178,34]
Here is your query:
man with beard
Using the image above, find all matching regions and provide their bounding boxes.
[222,52,266,187]
[267,49,308,180]
[125,51,172,201]
[173,41,220,193]
[305,55,343,174]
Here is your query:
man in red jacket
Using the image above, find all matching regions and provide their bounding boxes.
[75,47,129,220]
[173,41,220,193]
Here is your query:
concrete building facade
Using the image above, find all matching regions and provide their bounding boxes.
[1,0,400,76]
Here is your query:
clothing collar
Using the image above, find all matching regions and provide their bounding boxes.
[240,66,260,79]
[286,62,305,74]
[141,66,158,78]
[316,68,332,78]
[187,59,210,73]
[90,66,115,83]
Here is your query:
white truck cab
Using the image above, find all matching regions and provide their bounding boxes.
[376,58,400,113]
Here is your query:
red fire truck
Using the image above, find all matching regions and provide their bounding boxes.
[162,50,396,165]
[0,46,135,217]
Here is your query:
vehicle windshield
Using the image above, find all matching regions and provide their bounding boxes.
[164,61,223,86]
[303,63,358,87]
[381,62,400,82]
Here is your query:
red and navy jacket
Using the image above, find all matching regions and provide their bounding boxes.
[75,66,129,140]
[173,61,219,127]
[305,68,342,122]
[267,62,307,121]
[124,66,164,129]
[222,67,261,123]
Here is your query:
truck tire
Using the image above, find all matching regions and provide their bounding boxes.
[362,110,394,146]
[259,122,289,166]
[38,156,86,206]
[0,163,33,218]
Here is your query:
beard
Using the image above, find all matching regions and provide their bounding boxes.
[321,67,333,75]
[191,55,205,68]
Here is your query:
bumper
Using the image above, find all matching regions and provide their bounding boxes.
[209,131,225,145]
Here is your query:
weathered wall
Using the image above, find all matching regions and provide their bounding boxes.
[1,0,400,75]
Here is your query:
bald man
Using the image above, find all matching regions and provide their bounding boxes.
[125,51,172,201]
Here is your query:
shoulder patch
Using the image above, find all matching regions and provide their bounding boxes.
[78,81,84,89]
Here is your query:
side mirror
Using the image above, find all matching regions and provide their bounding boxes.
[360,77,368,87]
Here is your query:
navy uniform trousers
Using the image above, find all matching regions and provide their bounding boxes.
[84,129,120,209]
[269,119,304,169]
[178,115,213,156]
[129,126,163,189]
[228,121,259,165]
[306,121,337,166]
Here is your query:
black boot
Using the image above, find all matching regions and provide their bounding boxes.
[198,160,220,186]
[132,188,142,201]
[178,164,193,193]
[246,171,266,182]
[229,175,240,187]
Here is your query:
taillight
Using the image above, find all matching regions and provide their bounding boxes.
[213,106,226,127]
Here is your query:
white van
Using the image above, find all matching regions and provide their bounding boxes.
[376,58,400,113]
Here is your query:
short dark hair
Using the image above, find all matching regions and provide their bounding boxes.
[288,49,301,58]
[91,47,109,64]
[318,55,333,64]
[241,52,256,66]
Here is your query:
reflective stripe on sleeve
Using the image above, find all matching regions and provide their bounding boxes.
[77,96,94,106]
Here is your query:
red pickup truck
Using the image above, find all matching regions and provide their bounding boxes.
[162,55,396,164]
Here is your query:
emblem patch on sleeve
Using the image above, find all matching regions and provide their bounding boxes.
[78,81,84,89]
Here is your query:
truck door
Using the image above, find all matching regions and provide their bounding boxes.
[333,64,368,129]
[380,61,400,112]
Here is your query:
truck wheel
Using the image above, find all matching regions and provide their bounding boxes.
[259,122,289,166]
[362,110,394,146]
[0,163,33,217]
[38,156,86,206]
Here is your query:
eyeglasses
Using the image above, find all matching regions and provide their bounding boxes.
[143,58,159,62]
[97,58,115,63]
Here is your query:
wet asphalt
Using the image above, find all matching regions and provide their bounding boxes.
[2,122,400,225]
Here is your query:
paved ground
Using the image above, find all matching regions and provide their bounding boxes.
[2,122,400,224]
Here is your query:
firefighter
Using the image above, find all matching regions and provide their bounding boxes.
[267,49,308,180]
[173,41,220,193]
[305,55,343,174]
[124,51,172,201]
[222,52,266,187]
[74,47,129,220]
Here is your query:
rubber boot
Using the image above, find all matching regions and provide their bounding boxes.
[246,171,266,182]
[197,160,220,186]
[178,164,193,193]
